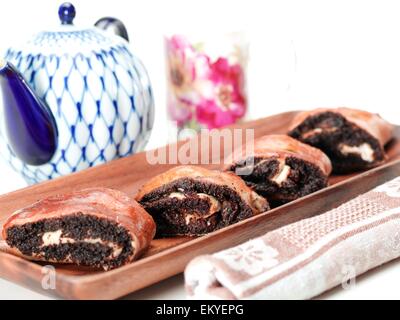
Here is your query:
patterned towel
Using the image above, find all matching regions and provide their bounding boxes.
[185,177,400,299]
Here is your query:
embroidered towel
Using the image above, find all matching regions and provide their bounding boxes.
[185,176,400,299]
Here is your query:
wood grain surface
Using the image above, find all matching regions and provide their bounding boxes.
[0,111,399,299]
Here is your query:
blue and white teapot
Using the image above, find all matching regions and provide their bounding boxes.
[0,2,154,184]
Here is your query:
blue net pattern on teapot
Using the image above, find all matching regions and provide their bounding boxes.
[0,39,154,184]
[31,30,113,47]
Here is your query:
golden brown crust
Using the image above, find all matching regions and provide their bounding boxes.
[289,107,394,147]
[135,166,269,215]
[224,134,332,176]
[2,188,156,260]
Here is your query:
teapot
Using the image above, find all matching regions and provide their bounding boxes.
[0,3,154,184]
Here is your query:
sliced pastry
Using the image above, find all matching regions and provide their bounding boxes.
[224,134,332,207]
[2,188,156,270]
[135,166,270,236]
[288,107,394,173]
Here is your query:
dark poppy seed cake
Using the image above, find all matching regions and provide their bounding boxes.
[2,188,156,270]
[224,135,332,207]
[135,166,269,236]
[288,107,394,173]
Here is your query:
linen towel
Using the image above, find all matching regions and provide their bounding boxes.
[185,176,400,299]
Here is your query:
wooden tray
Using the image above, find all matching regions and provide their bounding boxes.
[0,111,399,299]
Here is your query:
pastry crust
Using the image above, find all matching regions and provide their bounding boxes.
[289,107,394,148]
[224,135,332,206]
[288,107,394,173]
[224,134,332,176]
[136,166,268,215]
[136,166,270,236]
[2,188,156,267]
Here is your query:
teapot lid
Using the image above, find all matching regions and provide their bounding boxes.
[10,3,128,56]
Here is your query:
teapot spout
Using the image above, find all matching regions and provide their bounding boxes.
[0,60,58,166]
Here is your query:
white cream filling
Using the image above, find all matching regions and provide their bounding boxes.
[255,159,291,186]
[302,127,323,138]
[185,194,222,225]
[41,230,124,257]
[168,192,221,225]
[42,230,63,246]
[251,192,269,212]
[168,192,187,200]
[302,127,338,139]
[270,161,291,186]
[339,143,375,162]
[185,215,195,225]
[198,193,221,214]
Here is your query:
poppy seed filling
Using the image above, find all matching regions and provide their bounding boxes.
[139,178,257,236]
[288,112,384,173]
[5,213,134,270]
[229,156,328,207]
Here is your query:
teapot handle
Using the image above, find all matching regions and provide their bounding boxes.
[95,17,130,42]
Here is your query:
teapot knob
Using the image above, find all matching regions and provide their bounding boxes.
[58,2,76,25]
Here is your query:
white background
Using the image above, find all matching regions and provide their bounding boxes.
[1,0,400,299]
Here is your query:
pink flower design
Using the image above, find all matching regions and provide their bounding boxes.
[166,36,247,129]
[166,35,211,125]
[167,95,193,127]
[165,35,197,98]
[195,57,247,129]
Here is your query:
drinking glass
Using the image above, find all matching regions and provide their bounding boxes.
[165,32,249,132]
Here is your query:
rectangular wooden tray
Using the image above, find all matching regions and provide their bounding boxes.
[0,111,399,299]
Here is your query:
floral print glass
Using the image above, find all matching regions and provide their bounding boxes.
[165,33,248,130]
